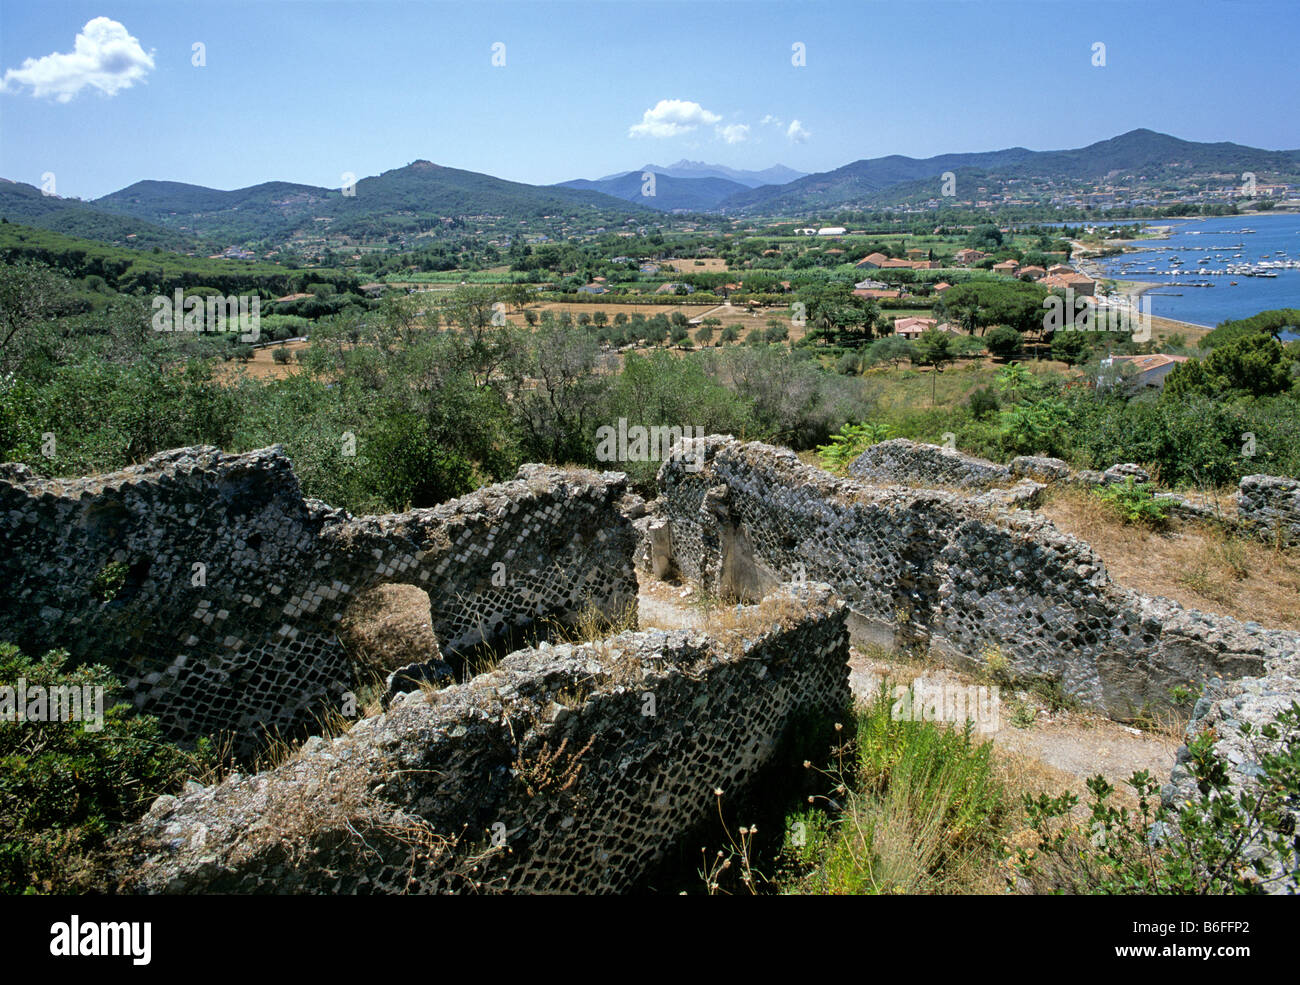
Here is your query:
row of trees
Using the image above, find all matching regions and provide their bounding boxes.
[1,266,883,506]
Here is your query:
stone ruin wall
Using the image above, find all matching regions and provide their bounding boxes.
[1236,474,1300,546]
[116,585,850,894]
[6,436,1296,893]
[646,436,1300,721]
[0,447,638,755]
[847,437,1014,488]
[849,438,1300,539]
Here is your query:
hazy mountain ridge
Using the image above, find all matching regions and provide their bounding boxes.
[558,171,753,212]
[6,130,1299,248]
[720,129,1300,213]
[595,160,806,187]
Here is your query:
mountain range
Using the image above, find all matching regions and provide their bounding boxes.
[602,161,807,187]
[4,130,1298,249]
[557,160,806,211]
[723,130,1300,213]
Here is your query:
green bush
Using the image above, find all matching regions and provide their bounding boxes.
[1093,477,1170,527]
[816,421,891,472]
[0,643,206,894]
[1014,703,1300,894]
[968,386,999,420]
[985,325,1023,359]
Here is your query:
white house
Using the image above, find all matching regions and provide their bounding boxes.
[1099,353,1189,389]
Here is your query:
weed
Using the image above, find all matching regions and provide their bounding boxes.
[1093,478,1170,529]
[513,734,595,800]
[1008,700,1037,729]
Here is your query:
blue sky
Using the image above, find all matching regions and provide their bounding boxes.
[2,0,1298,199]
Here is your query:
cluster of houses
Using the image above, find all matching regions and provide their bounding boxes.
[988,259,1096,295]
[857,247,1098,296]
[854,250,941,271]
[208,246,258,261]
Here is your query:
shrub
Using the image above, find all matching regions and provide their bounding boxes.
[816,421,891,472]
[0,643,206,893]
[1014,702,1300,894]
[968,386,999,420]
[985,325,1023,359]
[1093,477,1171,528]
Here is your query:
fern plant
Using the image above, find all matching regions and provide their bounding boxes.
[817,421,892,472]
[1093,477,1171,528]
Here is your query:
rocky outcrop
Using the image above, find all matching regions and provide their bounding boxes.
[1236,474,1300,546]
[1163,643,1300,893]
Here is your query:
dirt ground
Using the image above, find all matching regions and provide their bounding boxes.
[847,647,1179,799]
[659,257,729,273]
[216,339,310,381]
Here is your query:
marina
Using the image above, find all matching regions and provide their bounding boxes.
[1094,213,1300,326]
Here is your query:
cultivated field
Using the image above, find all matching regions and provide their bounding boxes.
[659,257,729,272]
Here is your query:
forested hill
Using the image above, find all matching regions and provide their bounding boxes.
[86,161,652,242]
[0,179,207,253]
[720,129,1300,212]
[0,221,357,296]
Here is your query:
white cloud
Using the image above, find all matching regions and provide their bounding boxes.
[1,18,154,102]
[786,119,811,143]
[628,99,722,138]
[760,114,783,127]
[716,123,750,145]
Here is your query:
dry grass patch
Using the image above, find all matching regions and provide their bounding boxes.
[337,583,440,674]
[1040,485,1300,631]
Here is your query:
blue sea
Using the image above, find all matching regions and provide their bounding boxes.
[1090,213,1300,334]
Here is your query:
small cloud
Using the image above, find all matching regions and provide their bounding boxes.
[629,99,722,138]
[760,114,783,127]
[1,17,154,102]
[716,123,750,145]
[786,119,811,143]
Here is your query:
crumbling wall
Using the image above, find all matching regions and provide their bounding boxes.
[1236,474,1300,546]
[850,441,1300,532]
[1163,644,1300,894]
[0,447,638,754]
[652,436,1300,719]
[848,437,1013,488]
[115,584,850,894]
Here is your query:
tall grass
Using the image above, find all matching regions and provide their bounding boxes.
[781,687,1007,894]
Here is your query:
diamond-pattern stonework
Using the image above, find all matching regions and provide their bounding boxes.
[115,584,849,894]
[0,447,638,755]
[651,436,1300,720]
